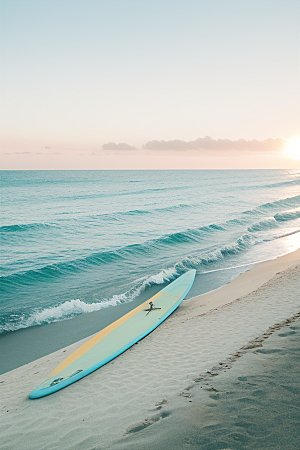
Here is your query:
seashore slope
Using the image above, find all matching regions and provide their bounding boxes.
[0,248,300,449]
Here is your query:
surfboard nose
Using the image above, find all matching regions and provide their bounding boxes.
[161,270,196,297]
[181,269,196,283]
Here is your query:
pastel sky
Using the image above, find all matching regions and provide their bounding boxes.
[1,0,299,169]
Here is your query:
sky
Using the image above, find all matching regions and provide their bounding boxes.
[0,0,300,169]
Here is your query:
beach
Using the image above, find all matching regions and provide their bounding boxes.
[1,247,299,449]
[2,0,300,447]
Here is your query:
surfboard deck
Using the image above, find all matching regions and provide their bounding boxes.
[29,270,196,399]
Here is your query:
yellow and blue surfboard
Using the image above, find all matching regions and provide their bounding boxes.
[29,270,196,399]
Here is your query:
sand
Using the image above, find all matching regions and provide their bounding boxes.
[1,248,300,450]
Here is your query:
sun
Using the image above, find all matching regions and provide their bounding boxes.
[285,137,300,159]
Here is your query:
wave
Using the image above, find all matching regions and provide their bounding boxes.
[230,177,300,192]
[122,209,151,216]
[93,209,152,222]
[1,231,258,333]
[2,198,299,292]
[0,222,54,233]
[0,266,181,333]
[89,196,300,225]
[0,222,227,291]
[246,208,300,233]
[156,203,195,213]
[0,299,105,332]
[3,196,299,294]
[156,225,224,246]
[88,203,194,221]
[274,209,300,222]
[243,195,300,216]
[1,297,136,333]
[150,233,256,274]
[261,195,300,210]
[0,250,125,291]
[247,217,279,233]
[262,177,300,189]
[106,203,193,218]
[0,233,256,333]
[9,195,299,238]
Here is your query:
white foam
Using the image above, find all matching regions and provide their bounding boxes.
[0,299,107,332]
[1,267,182,333]
[141,266,179,286]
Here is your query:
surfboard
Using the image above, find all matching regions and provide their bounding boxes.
[29,270,196,399]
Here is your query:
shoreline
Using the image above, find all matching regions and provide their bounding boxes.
[1,247,300,449]
[183,246,300,315]
[1,236,300,375]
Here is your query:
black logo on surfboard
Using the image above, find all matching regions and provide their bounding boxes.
[143,301,161,316]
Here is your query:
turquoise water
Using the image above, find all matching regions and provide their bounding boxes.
[1,170,300,337]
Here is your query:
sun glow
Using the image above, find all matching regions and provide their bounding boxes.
[285,137,300,159]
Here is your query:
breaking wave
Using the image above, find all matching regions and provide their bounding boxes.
[0,232,257,332]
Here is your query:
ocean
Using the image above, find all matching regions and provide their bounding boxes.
[1,169,300,373]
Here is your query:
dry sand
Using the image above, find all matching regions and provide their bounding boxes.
[1,248,300,450]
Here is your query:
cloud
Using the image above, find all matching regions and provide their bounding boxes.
[143,136,287,152]
[2,151,31,154]
[41,146,52,150]
[102,142,137,151]
[35,152,61,155]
